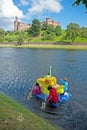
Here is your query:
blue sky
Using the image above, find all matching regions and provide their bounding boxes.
[0,0,87,30]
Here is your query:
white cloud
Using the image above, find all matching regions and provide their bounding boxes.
[0,18,14,30]
[20,0,29,6]
[26,0,63,18]
[0,0,24,30]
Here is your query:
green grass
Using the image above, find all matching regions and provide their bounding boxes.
[0,93,60,130]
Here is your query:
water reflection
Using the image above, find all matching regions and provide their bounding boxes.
[0,48,87,130]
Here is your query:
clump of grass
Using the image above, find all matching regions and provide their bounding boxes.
[0,94,60,130]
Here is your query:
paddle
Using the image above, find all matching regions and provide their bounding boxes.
[26,83,35,100]
[27,91,32,100]
[26,88,33,100]
[50,65,52,77]
[40,98,47,110]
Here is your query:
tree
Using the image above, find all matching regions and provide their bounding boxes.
[46,25,54,34]
[54,25,62,36]
[73,0,87,11]
[28,19,41,36]
[16,31,24,45]
[0,28,6,42]
[42,32,56,41]
[17,36,23,45]
[80,27,87,39]
[64,23,80,42]
[42,24,56,40]
[41,23,49,30]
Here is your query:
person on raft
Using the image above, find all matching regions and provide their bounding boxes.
[32,82,42,95]
[44,73,50,78]
[60,77,69,93]
[46,86,60,104]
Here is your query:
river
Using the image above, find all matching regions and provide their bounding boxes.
[0,48,87,130]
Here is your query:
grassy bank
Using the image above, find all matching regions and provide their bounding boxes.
[0,44,87,50]
[0,93,60,130]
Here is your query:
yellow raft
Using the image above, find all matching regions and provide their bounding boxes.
[36,76,64,94]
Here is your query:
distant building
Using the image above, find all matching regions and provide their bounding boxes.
[45,18,60,28]
[14,17,60,31]
[14,17,31,31]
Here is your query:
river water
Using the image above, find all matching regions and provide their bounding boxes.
[0,48,87,130]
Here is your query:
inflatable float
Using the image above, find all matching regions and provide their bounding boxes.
[27,66,71,108]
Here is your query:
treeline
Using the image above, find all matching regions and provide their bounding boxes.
[0,19,87,45]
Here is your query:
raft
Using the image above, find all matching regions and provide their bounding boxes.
[32,91,71,107]
[28,66,71,108]
[30,75,71,108]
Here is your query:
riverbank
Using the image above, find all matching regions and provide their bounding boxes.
[0,43,87,50]
[0,93,60,130]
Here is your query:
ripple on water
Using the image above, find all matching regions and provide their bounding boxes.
[0,48,87,130]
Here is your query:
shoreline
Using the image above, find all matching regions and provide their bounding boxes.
[0,44,87,50]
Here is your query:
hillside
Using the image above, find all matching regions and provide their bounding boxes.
[0,22,87,44]
[3,30,87,43]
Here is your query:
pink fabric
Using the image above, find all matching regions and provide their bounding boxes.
[32,85,42,95]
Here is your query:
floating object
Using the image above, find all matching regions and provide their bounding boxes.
[27,66,71,109]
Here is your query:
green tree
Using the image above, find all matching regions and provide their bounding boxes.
[42,32,56,41]
[54,25,62,36]
[16,31,24,45]
[28,19,41,36]
[17,36,23,45]
[73,0,87,11]
[80,27,87,39]
[64,23,80,42]
[41,23,49,30]
[46,25,54,34]
[0,28,6,42]
[42,25,56,40]
[8,37,14,42]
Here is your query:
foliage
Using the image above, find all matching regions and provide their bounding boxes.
[7,37,14,42]
[17,37,23,45]
[28,19,41,36]
[46,25,54,34]
[41,23,49,30]
[16,32,24,45]
[42,24,62,41]
[42,32,56,41]
[73,0,87,11]
[80,27,87,39]
[54,25,62,36]
[0,28,6,42]
[64,23,81,42]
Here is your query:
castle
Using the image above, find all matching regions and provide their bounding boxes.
[14,17,60,31]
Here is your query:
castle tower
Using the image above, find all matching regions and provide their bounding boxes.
[46,18,52,24]
[46,17,60,27]
[14,17,18,30]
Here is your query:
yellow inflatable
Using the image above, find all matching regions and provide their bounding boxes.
[36,76,64,94]
[56,85,64,94]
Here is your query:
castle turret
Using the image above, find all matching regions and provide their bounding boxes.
[14,17,18,30]
[14,16,31,31]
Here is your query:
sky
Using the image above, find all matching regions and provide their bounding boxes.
[0,0,87,31]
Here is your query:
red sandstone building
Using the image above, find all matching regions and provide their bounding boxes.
[14,17,60,31]
[45,18,60,28]
[14,17,31,31]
